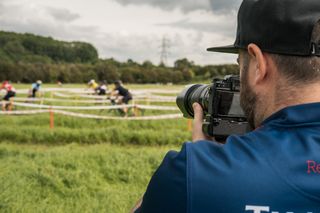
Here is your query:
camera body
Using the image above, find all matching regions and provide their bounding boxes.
[202,75,249,141]
[176,75,250,141]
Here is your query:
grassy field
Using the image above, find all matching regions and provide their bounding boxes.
[0,84,190,212]
[0,143,179,213]
[0,114,191,145]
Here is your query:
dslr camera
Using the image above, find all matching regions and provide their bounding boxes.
[176,75,250,141]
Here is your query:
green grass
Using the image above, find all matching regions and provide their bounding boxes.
[0,84,190,212]
[2,83,191,145]
[0,143,179,213]
[0,114,191,145]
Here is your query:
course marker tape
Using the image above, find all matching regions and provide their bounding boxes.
[13,97,112,104]
[0,110,49,115]
[13,97,175,103]
[11,102,179,111]
[0,110,183,120]
[54,93,176,101]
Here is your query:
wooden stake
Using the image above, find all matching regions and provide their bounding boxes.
[50,108,54,129]
[133,105,139,117]
[8,98,14,111]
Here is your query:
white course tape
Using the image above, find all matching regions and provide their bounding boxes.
[133,94,176,101]
[78,94,109,99]
[54,91,176,100]
[0,110,49,115]
[13,97,175,103]
[64,90,100,94]
[0,109,183,120]
[53,92,74,98]
[16,87,180,94]
[136,105,178,111]
[146,95,176,101]
[131,89,180,94]
[12,102,179,111]
[16,88,95,94]
[54,93,109,99]
[135,99,175,103]
[13,97,112,104]
[54,110,183,120]
[13,102,133,110]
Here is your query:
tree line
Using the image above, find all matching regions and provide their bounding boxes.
[0,31,238,84]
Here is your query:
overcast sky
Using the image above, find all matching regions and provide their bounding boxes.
[0,0,242,65]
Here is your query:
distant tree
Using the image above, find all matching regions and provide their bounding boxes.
[82,69,97,83]
[174,58,195,82]
[73,42,98,63]
[94,61,120,83]
[142,60,154,69]
[0,31,239,84]
[120,67,135,83]
[174,58,194,70]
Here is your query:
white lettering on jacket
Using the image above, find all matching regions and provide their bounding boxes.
[245,205,269,213]
[245,205,314,213]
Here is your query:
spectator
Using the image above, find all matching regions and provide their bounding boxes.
[133,0,320,212]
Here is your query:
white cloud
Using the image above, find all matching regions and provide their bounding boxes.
[112,0,241,13]
[46,7,81,22]
[156,12,237,37]
[209,0,241,12]
[113,0,211,13]
[0,0,240,65]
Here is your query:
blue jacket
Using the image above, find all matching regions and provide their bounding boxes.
[32,83,41,90]
[136,103,320,213]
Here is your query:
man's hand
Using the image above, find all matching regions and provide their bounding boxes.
[192,103,214,142]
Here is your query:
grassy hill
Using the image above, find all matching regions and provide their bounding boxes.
[0,31,98,63]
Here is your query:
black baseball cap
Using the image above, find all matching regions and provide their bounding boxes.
[207,0,320,56]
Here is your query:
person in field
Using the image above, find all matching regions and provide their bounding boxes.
[1,81,16,111]
[29,80,42,98]
[111,80,132,117]
[57,81,63,87]
[87,79,99,93]
[133,0,320,212]
[96,80,108,96]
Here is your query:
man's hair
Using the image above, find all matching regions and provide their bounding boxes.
[270,20,320,85]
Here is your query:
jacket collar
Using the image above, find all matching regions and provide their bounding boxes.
[262,102,320,126]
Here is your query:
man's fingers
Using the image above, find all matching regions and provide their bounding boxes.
[192,103,206,141]
[193,102,204,124]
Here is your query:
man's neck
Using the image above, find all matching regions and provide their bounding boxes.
[264,83,320,121]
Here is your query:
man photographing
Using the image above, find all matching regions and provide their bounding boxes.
[133,0,320,212]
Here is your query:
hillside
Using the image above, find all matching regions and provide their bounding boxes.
[0,31,98,63]
[0,31,238,84]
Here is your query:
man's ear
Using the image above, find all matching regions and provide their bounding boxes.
[247,43,267,85]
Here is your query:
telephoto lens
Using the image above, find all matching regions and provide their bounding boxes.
[176,84,210,118]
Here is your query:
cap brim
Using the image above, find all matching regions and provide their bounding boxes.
[207,45,239,54]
